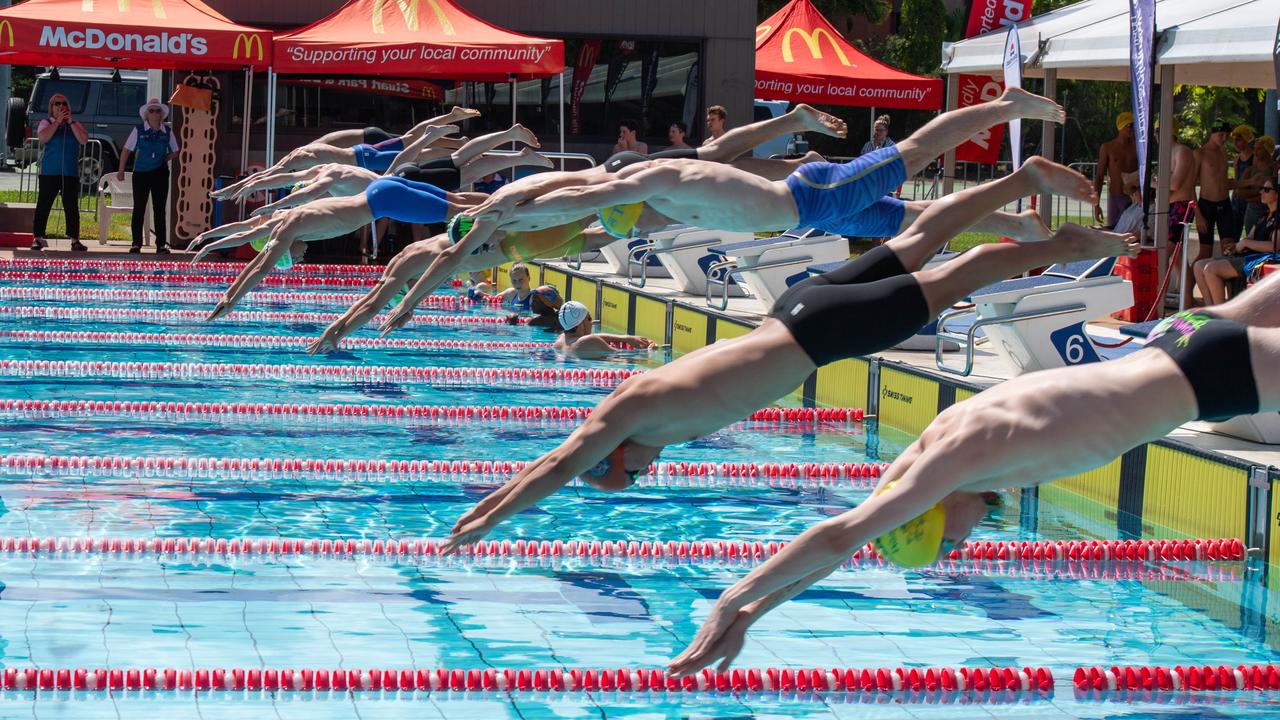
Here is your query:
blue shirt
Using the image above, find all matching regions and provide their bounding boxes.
[37,118,80,177]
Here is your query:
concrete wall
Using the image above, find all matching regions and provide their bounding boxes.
[203,0,755,141]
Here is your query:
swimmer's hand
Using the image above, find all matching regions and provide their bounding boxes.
[440,516,495,555]
[667,606,754,678]
[205,301,232,321]
[209,185,236,201]
[306,329,341,355]
[378,307,414,336]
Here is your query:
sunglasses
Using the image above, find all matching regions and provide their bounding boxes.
[1263,187,1277,194]
[147,108,164,114]
[51,101,68,107]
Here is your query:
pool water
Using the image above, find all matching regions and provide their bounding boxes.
[0,267,1278,719]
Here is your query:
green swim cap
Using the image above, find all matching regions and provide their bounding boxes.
[448,214,475,245]
[255,238,295,271]
[250,236,268,252]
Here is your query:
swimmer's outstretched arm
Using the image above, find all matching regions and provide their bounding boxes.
[191,219,279,263]
[252,181,335,216]
[667,472,954,677]
[226,166,325,199]
[190,215,271,252]
[442,412,637,553]
[207,236,290,320]
[307,242,438,353]
[378,218,499,335]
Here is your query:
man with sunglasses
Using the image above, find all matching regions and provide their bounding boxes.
[33,93,89,252]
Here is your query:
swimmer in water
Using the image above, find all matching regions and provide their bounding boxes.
[303,223,615,353]
[508,285,564,329]
[493,263,534,311]
[553,301,657,359]
[440,156,1136,553]
[666,266,1280,679]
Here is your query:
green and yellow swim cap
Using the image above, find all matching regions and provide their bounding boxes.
[597,203,644,239]
[448,214,475,245]
[250,237,295,270]
[871,482,945,567]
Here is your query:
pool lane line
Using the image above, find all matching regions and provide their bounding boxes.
[1074,665,1280,692]
[0,306,516,326]
[0,287,501,310]
[0,330,552,352]
[0,359,635,386]
[0,665,1055,695]
[0,535,1244,579]
[0,453,885,487]
[0,257,386,277]
[0,398,861,427]
[0,271,380,288]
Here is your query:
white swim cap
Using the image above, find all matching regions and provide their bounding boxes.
[558,300,589,331]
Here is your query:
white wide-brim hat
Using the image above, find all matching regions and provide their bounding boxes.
[140,98,170,121]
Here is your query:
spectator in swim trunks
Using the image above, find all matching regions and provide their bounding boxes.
[439,156,1135,553]
[553,301,657,359]
[1092,112,1138,228]
[667,260,1280,680]
[1192,176,1280,306]
[1195,123,1240,252]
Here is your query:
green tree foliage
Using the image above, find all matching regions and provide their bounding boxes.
[884,0,949,77]
[1176,85,1265,146]
[758,0,889,25]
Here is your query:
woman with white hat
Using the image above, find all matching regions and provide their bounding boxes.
[117,97,179,254]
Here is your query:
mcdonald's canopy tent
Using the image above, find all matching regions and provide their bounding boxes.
[755,0,941,110]
[271,0,563,79]
[0,0,272,70]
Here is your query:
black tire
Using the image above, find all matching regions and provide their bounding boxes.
[6,97,26,150]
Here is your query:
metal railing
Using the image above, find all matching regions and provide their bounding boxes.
[16,138,102,218]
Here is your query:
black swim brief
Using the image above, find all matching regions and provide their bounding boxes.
[1145,310,1259,421]
[394,157,462,193]
[1197,198,1239,245]
[363,127,398,146]
[771,245,931,366]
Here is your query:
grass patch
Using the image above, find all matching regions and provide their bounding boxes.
[0,189,135,243]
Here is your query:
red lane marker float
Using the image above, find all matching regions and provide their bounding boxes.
[0,306,514,326]
[0,664,1051,694]
[0,257,385,276]
[0,271,379,288]
[943,537,1247,563]
[0,453,888,487]
[0,286,500,309]
[0,330,552,352]
[0,398,862,427]
[0,535,1240,580]
[1073,665,1280,692]
[0,359,636,386]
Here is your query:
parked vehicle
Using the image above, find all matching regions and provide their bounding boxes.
[24,67,148,182]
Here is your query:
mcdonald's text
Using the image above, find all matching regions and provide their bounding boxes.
[39,25,208,55]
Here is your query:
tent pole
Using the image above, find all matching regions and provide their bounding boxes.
[941,75,959,196]
[868,106,875,148]
[1039,69,1056,226]
[240,67,253,177]
[558,70,565,170]
[265,69,277,165]
[510,73,517,177]
[1155,63,1175,313]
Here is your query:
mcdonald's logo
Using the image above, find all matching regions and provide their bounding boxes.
[781,27,850,66]
[372,0,454,35]
[80,0,166,18]
[232,33,263,61]
[0,21,13,48]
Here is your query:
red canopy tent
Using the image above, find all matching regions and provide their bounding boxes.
[755,0,941,110]
[0,0,272,70]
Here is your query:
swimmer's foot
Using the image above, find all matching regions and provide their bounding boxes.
[1001,86,1066,124]
[516,147,555,170]
[424,124,460,143]
[1013,209,1052,243]
[1048,224,1140,261]
[505,123,541,149]
[797,150,825,165]
[442,107,481,123]
[793,104,847,138]
[1020,156,1095,204]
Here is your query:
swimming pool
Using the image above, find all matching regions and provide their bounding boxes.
[0,258,1278,719]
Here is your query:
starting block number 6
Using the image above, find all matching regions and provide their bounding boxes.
[1049,322,1100,366]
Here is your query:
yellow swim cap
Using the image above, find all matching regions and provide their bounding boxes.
[1232,125,1256,143]
[597,203,644,239]
[1256,136,1276,156]
[871,482,946,567]
[1116,112,1134,131]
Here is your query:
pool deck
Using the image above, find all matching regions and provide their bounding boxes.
[544,256,1280,470]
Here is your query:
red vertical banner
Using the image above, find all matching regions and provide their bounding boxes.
[570,39,603,134]
[954,0,1033,164]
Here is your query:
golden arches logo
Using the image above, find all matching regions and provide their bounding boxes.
[81,0,166,18]
[232,33,263,61]
[0,20,12,48]
[781,27,850,66]
[372,0,454,35]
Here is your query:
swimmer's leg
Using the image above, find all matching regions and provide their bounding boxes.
[726,153,823,181]
[895,88,1064,176]
[457,149,553,187]
[698,105,846,162]
[451,124,541,166]
[886,157,1093,272]
[896,200,1051,249]
[312,128,366,148]
[1210,263,1280,327]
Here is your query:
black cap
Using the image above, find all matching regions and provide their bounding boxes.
[1211,122,1233,134]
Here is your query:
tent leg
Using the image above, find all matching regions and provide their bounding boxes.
[240,67,253,177]
[1039,69,1056,226]
[941,75,959,197]
[558,71,565,171]
[265,69,277,166]
[868,106,875,147]
[510,73,518,178]
[1155,64,1175,313]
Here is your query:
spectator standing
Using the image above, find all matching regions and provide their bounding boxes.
[1230,124,1256,229]
[1195,123,1239,255]
[701,105,727,146]
[667,121,692,150]
[611,119,648,155]
[1238,137,1277,237]
[118,98,178,254]
[860,114,895,156]
[1092,112,1139,228]
[32,93,89,251]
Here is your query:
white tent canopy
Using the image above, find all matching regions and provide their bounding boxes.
[941,0,1280,89]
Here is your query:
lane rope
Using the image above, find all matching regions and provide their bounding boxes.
[0,286,499,309]
[0,330,552,352]
[0,306,514,327]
